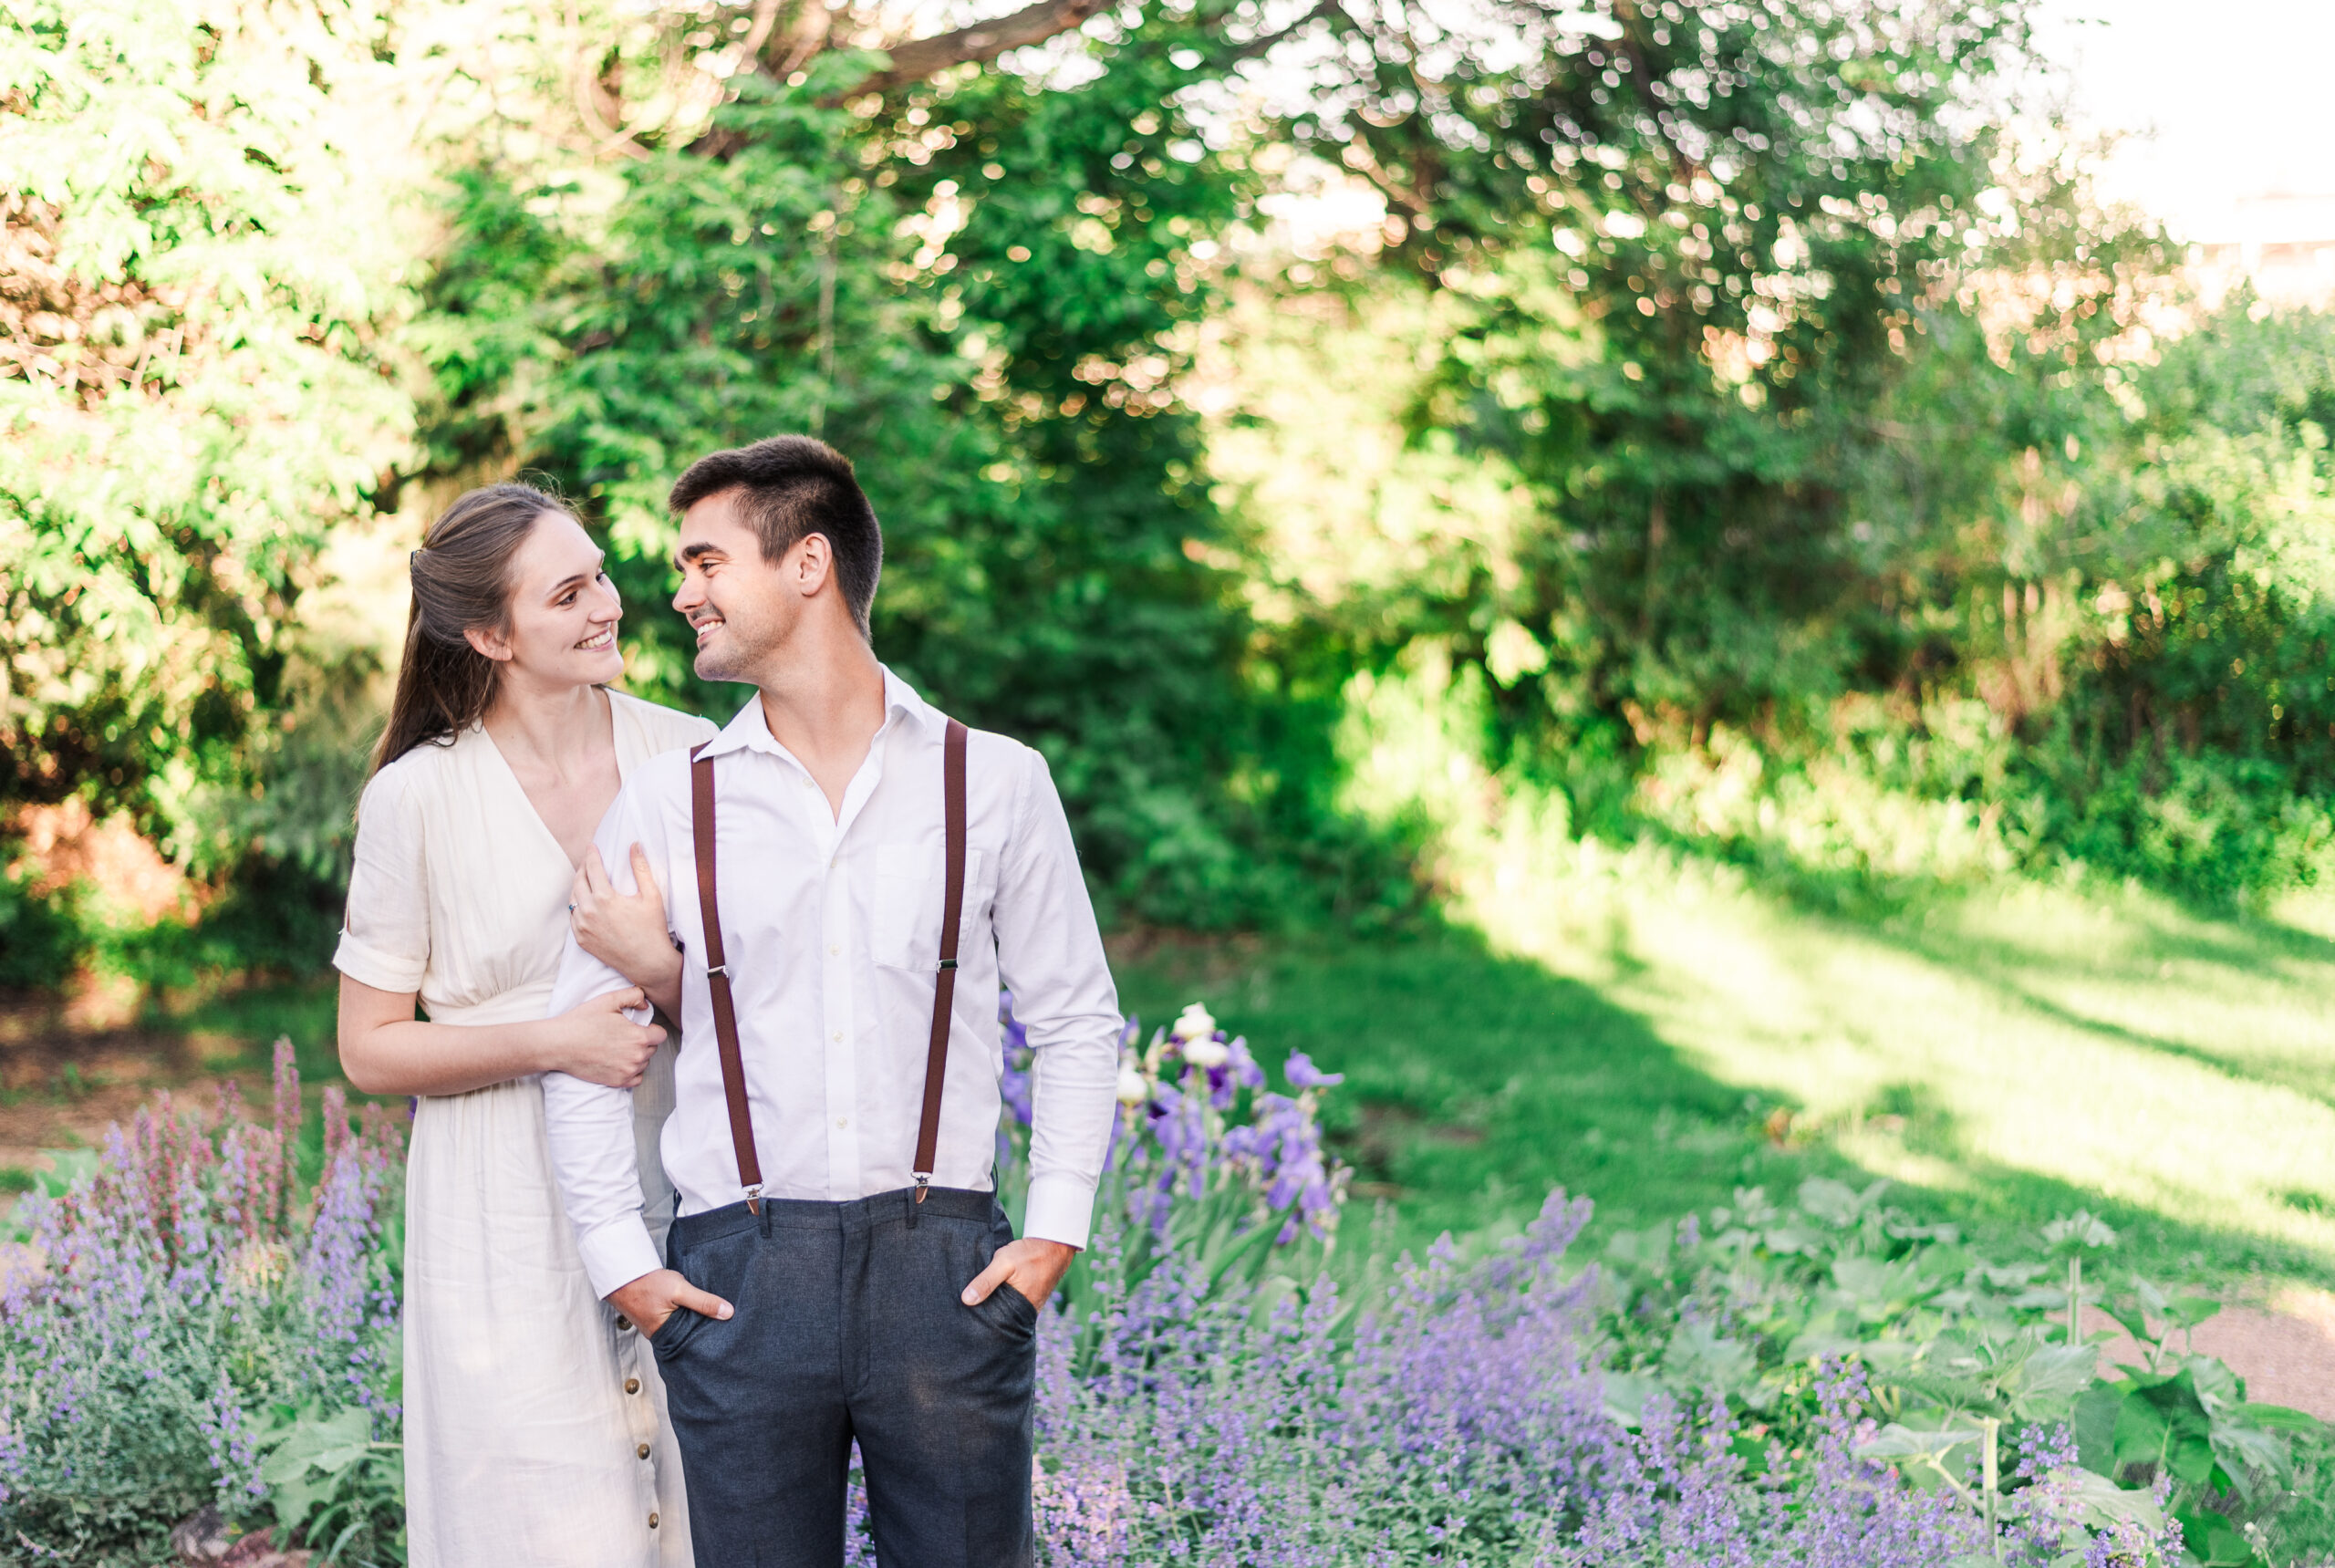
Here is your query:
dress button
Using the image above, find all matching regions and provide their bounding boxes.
[638,1442,651,1459]
[649,1513,660,1529]
[625,1377,640,1395]
[615,1315,631,1331]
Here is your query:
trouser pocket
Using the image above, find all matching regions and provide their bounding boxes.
[656,1228,753,1369]
[649,1303,702,1361]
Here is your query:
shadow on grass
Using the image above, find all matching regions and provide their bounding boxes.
[1806,888,2335,1116]
[1112,924,2335,1287]
[1676,828,2335,972]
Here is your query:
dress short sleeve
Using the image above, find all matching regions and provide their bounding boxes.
[335,760,431,993]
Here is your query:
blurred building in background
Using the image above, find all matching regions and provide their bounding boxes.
[2186,192,2335,307]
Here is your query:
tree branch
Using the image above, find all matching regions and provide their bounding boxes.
[839,0,1108,97]
[1227,0,1340,65]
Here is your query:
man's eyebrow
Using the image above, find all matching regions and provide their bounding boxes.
[677,541,723,565]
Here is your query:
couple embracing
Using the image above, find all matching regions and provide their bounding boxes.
[334,437,1120,1566]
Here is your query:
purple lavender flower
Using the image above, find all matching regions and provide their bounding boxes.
[0,1048,402,1554]
[1283,1051,1343,1091]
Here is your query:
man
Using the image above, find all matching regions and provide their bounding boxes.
[542,435,1121,1567]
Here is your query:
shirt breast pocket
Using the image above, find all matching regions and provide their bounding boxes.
[872,842,991,971]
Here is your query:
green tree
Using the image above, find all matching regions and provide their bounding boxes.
[0,0,410,881]
[413,5,1417,924]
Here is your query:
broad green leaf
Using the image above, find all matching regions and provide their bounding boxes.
[2008,1342,2098,1418]
[2230,1402,2322,1435]
[2042,1212,2117,1251]
[1660,1318,1757,1397]
[2071,1384,2122,1476]
[1797,1177,1880,1227]
[1601,1370,1656,1429]
[2110,1384,2174,1471]
[2167,1294,2222,1330]
[2174,1501,2260,1568]
[1852,1422,1984,1462]
[2064,1468,2167,1532]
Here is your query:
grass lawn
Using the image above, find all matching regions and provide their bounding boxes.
[1115,864,2335,1292]
[90,855,2335,1293]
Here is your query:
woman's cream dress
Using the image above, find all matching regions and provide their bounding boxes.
[335,690,714,1568]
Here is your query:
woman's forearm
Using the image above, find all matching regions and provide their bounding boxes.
[339,1012,564,1098]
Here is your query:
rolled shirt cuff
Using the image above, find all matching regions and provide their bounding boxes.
[577,1216,665,1300]
[1021,1170,1098,1251]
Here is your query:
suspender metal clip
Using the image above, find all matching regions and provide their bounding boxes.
[706,962,731,979]
[743,1183,763,1217]
[936,958,958,972]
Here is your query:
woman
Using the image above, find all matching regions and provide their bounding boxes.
[336,483,711,1567]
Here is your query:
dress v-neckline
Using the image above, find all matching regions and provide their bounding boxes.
[476,688,626,874]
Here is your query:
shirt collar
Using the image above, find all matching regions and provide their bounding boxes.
[695,664,935,762]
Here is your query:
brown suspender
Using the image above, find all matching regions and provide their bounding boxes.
[688,717,969,1219]
[690,747,763,1210]
[914,718,970,1199]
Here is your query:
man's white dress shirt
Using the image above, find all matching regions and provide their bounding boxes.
[543,669,1123,1299]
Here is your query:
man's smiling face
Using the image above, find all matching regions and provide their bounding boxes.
[671,489,794,683]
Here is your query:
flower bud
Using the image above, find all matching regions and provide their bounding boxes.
[1171,1002,1216,1042]
[1116,1065,1151,1106]
[1181,1036,1230,1070]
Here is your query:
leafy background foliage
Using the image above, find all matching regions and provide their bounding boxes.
[7,0,2335,962]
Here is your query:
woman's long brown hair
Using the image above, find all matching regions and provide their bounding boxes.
[369,483,579,776]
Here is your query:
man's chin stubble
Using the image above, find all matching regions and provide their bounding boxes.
[694,637,765,684]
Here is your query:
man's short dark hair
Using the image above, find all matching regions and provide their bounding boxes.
[669,435,882,633]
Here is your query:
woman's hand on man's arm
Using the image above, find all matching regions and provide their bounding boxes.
[570,844,684,1020]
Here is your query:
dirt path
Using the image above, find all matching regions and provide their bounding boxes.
[2059,1296,2335,1419]
[2073,1293,2335,1420]
[0,995,272,1240]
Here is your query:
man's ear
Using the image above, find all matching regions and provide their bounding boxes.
[790,533,835,598]
[463,624,514,662]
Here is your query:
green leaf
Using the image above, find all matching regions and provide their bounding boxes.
[1601,1370,1656,1429]
[1660,1318,1757,1397]
[2166,1294,2222,1330]
[2042,1212,2117,1251]
[2008,1342,2098,1417]
[1796,1177,1870,1226]
[2173,1501,2261,1568]
[2063,1469,2167,1532]
[2230,1402,2321,1435]
[34,1149,97,1198]
[2110,1383,2174,1471]
[1853,1420,1984,1492]
[2072,1384,2122,1476]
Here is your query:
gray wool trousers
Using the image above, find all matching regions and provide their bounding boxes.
[649,1186,1039,1568]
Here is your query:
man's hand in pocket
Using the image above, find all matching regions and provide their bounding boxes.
[609,1268,733,1338]
[960,1239,1076,1311]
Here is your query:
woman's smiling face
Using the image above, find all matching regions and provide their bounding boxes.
[475,510,626,687]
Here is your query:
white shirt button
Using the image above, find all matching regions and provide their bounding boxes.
[835,1116,848,1129]
[829,945,840,957]
[833,1031,844,1043]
